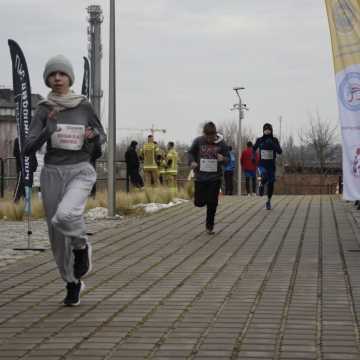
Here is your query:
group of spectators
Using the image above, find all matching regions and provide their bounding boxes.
[222,141,260,196]
[125,135,178,190]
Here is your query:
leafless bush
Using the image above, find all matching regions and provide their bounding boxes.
[298,112,338,173]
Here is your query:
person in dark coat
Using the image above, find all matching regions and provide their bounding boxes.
[125,140,144,189]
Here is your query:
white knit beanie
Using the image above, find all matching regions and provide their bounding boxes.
[43,55,75,87]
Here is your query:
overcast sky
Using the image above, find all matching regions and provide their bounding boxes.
[0,0,339,145]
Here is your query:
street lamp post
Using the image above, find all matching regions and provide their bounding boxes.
[233,87,245,196]
[108,0,116,217]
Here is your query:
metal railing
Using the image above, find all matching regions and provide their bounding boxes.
[0,158,4,198]
[0,157,17,198]
[0,158,192,197]
[0,157,342,198]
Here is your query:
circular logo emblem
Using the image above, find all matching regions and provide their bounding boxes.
[339,72,360,111]
[332,0,356,33]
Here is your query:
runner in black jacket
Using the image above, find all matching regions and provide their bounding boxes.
[253,123,282,210]
[188,122,228,234]
[125,141,144,189]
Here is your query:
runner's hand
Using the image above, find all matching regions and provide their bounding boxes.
[190,161,198,170]
[46,109,58,134]
[48,109,58,120]
[217,154,225,162]
[85,127,96,139]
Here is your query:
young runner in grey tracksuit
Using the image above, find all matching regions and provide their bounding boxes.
[24,55,106,306]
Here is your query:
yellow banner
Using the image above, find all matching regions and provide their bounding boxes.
[325,0,360,200]
[325,0,360,73]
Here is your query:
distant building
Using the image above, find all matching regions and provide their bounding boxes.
[0,88,42,159]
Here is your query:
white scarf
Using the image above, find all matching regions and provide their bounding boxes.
[39,90,86,111]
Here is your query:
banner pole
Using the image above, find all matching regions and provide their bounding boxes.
[8,39,45,252]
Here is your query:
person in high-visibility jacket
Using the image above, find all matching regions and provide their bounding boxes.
[140,135,161,186]
[165,142,178,190]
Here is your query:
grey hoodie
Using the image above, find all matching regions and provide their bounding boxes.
[188,134,229,182]
[24,100,106,165]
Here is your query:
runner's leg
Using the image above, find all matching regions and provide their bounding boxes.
[245,176,250,195]
[205,180,221,233]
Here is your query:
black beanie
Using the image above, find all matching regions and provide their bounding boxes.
[263,123,273,132]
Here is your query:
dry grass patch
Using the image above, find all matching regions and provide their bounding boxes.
[1,185,192,221]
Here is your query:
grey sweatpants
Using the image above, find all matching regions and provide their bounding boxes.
[40,162,96,283]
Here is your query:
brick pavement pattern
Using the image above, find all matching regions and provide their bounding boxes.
[0,218,124,269]
[0,195,360,360]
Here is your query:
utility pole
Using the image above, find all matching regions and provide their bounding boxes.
[87,5,103,119]
[278,115,284,174]
[232,87,246,196]
[107,0,116,217]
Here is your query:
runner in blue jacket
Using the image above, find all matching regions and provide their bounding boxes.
[223,146,236,195]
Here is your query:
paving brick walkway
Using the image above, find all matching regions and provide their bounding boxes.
[0,218,125,269]
[0,195,360,360]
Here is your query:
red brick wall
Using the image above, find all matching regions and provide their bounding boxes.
[274,174,340,194]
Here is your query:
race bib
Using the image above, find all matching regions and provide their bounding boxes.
[51,124,85,151]
[200,158,218,172]
[261,150,274,160]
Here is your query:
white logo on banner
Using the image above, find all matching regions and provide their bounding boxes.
[339,72,360,111]
[336,65,360,199]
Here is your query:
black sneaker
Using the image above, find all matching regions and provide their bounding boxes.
[206,226,215,235]
[266,200,271,210]
[64,281,84,306]
[73,244,92,279]
[258,183,264,196]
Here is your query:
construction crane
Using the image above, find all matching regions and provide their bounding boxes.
[117,124,166,137]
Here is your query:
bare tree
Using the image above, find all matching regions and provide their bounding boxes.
[217,120,237,148]
[298,112,338,173]
[217,120,255,150]
[282,135,298,167]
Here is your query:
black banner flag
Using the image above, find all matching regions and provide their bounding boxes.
[8,39,34,208]
[82,56,90,99]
